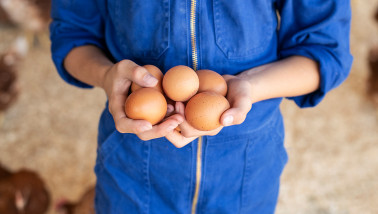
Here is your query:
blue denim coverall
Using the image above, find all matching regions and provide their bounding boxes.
[50,0,353,213]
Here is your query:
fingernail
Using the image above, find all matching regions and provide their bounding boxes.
[223,116,234,126]
[143,74,158,86]
[139,125,152,132]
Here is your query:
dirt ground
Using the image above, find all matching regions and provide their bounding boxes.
[1,1,378,213]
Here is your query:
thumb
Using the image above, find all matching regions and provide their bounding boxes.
[220,108,247,126]
[220,98,252,126]
[128,65,158,87]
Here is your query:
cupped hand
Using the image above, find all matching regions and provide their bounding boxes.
[220,75,253,126]
[164,75,253,148]
[165,102,223,148]
[101,60,184,140]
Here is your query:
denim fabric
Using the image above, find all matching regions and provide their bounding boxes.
[50,0,352,213]
[95,104,287,213]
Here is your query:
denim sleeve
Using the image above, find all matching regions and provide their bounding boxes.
[50,0,105,88]
[277,0,353,107]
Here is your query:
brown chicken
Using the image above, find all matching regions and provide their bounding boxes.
[368,47,378,106]
[0,163,11,179]
[0,37,27,125]
[56,187,95,214]
[0,0,51,32]
[0,0,51,46]
[0,53,19,113]
[0,4,12,25]
[0,164,50,214]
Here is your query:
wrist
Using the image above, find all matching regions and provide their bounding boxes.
[235,72,262,104]
[99,64,112,87]
[64,45,115,90]
[99,64,113,96]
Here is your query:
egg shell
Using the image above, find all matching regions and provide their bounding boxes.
[125,88,167,125]
[163,65,199,102]
[185,92,230,131]
[131,65,164,93]
[197,69,227,96]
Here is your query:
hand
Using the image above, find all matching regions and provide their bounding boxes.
[164,75,253,148]
[165,102,223,148]
[101,60,184,140]
[220,75,253,126]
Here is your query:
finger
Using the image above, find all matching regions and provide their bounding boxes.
[206,126,223,136]
[175,101,185,115]
[221,108,249,126]
[109,93,152,133]
[165,131,197,148]
[221,97,252,126]
[137,114,184,141]
[178,119,202,138]
[179,120,224,137]
[117,60,158,87]
[165,104,174,117]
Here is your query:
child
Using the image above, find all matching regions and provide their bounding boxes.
[50,0,353,213]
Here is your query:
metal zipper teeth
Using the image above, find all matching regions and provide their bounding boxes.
[190,0,198,71]
[189,0,201,213]
[191,136,202,214]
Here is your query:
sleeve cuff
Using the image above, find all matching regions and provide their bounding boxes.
[279,45,353,108]
[51,34,106,88]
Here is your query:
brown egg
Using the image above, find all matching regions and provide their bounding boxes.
[185,92,230,131]
[197,69,227,96]
[131,65,163,93]
[163,65,199,102]
[125,88,167,125]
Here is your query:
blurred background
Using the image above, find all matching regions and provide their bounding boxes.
[0,0,377,213]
